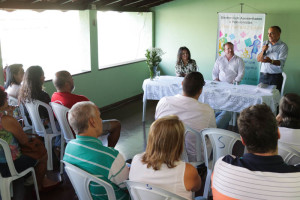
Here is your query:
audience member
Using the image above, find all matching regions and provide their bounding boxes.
[4,64,24,98]
[0,88,59,194]
[277,93,300,150]
[212,104,300,199]
[155,72,216,161]
[51,70,121,147]
[18,66,50,122]
[257,26,288,92]
[129,115,201,200]
[212,42,245,129]
[63,101,129,200]
[175,46,198,77]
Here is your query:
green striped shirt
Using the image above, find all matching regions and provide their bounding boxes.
[63,135,129,200]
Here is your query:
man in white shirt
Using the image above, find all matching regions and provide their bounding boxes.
[212,42,245,129]
[155,72,216,161]
[212,42,245,84]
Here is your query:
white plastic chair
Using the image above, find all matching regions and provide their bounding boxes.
[278,141,300,165]
[201,128,242,199]
[50,102,74,174]
[7,96,32,132]
[0,139,40,200]
[24,100,63,170]
[281,72,287,97]
[182,126,205,167]
[125,180,186,200]
[62,161,116,200]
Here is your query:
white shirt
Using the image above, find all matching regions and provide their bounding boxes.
[260,40,288,74]
[279,127,300,151]
[129,153,192,200]
[155,94,216,132]
[6,84,21,98]
[212,55,245,83]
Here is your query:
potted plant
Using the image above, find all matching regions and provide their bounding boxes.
[145,47,164,80]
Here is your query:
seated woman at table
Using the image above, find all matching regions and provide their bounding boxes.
[129,115,201,200]
[277,93,300,150]
[0,88,59,192]
[4,64,24,98]
[175,46,198,77]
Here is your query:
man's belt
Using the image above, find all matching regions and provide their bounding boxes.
[260,72,282,76]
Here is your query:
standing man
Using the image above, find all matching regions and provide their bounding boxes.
[212,42,245,129]
[257,26,288,92]
[212,42,245,84]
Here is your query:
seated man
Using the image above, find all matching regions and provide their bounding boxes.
[155,72,216,161]
[212,42,245,129]
[212,104,300,199]
[63,101,129,200]
[51,70,120,147]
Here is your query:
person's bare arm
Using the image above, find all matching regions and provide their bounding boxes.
[1,115,29,145]
[184,163,201,192]
[257,44,269,62]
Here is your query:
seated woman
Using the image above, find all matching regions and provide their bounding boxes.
[175,47,198,77]
[129,115,201,200]
[18,66,50,124]
[277,93,300,150]
[4,64,24,98]
[0,88,59,192]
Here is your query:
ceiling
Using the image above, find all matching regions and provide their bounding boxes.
[0,0,175,12]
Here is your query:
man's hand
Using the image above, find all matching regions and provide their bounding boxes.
[262,44,269,53]
[262,56,272,63]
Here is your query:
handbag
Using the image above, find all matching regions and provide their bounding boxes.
[21,135,47,160]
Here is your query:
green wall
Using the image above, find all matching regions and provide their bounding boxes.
[154,0,300,95]
[44,10,149,107]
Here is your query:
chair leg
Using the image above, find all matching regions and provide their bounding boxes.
[45,135,54,170]
[60,137,65,174]
[0,179,12,200]
[31,169,40,200]
[203,169,212,199]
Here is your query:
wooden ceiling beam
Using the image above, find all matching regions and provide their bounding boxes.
[141,0,173,8]
[94,0,120,7]
[0,1,86,10]
[97,5,149,12]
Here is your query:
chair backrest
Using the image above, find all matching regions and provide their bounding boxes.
[24,100,59,136]
[0,138,18,177]
[50,102,74,143]
[201,128,241,171]
[7,96,31,130]
[125,180,186,200]
[278,142,300,165]
[182,126,204,164]
[281,72,287,97]
[62,161,116,200]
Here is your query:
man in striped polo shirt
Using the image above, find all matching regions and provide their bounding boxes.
[212,104,300,200]
[63,101,129,200]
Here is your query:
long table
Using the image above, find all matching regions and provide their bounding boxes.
[142,76,281,122]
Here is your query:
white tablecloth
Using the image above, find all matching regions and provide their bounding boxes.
[142,76,280,121]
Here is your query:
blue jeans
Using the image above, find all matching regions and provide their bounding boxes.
[215,111,231,129]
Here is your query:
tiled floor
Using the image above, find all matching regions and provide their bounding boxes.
[26,99,158,200]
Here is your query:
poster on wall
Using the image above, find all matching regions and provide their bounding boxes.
[216,13,265,85]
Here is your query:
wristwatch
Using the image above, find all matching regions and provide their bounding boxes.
[271,59,274,64]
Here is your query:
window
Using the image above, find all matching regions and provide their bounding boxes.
[97,11,152,69]
[0,10,90,80]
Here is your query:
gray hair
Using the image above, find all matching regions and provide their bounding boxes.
[68,101,97,134]
[53,70,71,90]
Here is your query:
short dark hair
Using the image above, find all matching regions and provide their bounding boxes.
[223,42,234,49]
[182,72,205,97]
[238,104,278,154]
[4,64,23,89]
[270,26,281,33]
[176,46,192,65]
[278,93,300,129]
[0,87,8,107]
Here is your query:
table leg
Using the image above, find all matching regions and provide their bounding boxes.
[142,121,147,150]
[142,99,147,122]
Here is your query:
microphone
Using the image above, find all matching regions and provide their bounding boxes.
[263,41,269,56]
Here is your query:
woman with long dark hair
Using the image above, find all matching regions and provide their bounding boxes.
[175,46,198,77]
